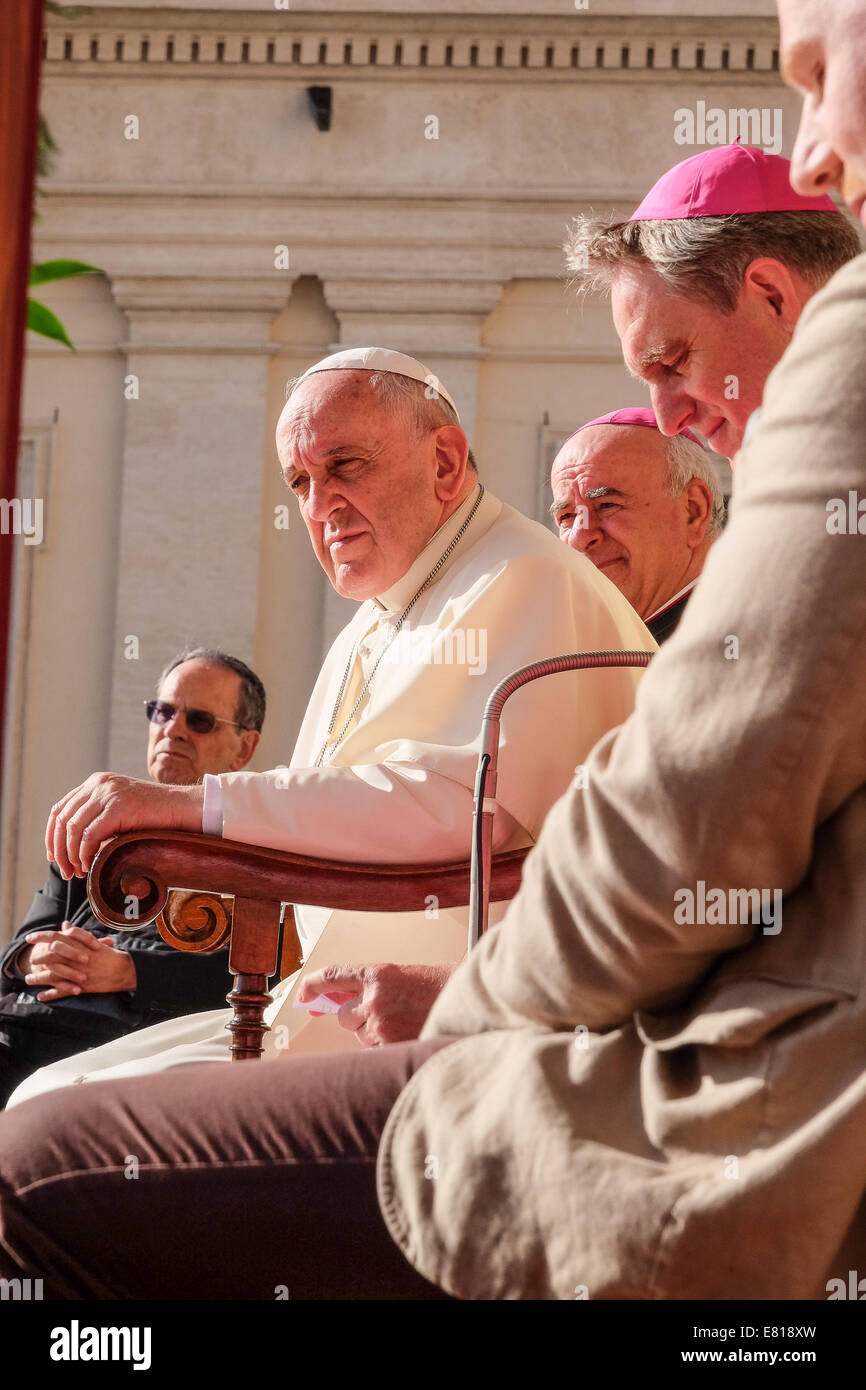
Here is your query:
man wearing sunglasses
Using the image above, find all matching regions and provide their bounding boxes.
[0,647,263,1107]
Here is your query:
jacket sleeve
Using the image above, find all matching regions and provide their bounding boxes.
[120,932,233,1018]
[422,251,866,1041]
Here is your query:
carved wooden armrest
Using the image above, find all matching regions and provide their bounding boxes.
[87,830,528,1060]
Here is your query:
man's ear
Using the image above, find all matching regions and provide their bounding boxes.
[231,729,260,771]
[684,478,714,547]
[741,257,809,330]
[432,425,470,502]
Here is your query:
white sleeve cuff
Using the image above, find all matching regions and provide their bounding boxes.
[201,773,224,837]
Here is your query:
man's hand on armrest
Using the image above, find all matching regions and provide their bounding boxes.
[296,962,455,1048]
[46,774,205,879]
[19,922,137,1002]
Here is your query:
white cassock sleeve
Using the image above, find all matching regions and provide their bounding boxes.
[207,761,521,861]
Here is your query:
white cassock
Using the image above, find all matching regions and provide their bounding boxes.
[9,484,654,1104]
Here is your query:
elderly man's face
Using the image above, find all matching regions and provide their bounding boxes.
[551,425,711,620]
[611,261,795,461]
[146,659,259,784]
[277,371,467,599]
[779,0,866,226]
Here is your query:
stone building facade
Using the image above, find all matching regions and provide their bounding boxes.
[3,0,797,935]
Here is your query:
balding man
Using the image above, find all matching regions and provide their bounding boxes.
[551,408,725,643]
[565,144,860,462]
[8,346,652,1104]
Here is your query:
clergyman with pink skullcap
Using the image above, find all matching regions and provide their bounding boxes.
[565,144,860,461]
[550,407,724,642]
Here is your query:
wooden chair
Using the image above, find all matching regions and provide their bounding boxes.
[87,830,528,1060]
[86,649,652,1061]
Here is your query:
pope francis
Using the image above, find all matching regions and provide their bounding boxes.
[7,346,653,1105]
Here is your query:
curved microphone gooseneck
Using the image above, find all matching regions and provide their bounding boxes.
[468,649,655,951]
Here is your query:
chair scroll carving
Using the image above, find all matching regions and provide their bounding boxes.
[87,830,528,1061]
[156,890,232,954]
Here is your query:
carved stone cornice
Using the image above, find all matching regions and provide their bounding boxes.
[44,9,783,77]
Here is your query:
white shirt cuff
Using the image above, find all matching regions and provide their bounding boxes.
[201,774,224,837]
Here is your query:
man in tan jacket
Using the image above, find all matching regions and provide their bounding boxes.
[1,0,865,1302]
[377,3,866,1299]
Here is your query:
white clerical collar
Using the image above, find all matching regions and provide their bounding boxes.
[646,580,698,624]
[373,483,485,614]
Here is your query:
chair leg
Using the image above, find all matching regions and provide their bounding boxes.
[225,896,282,1061]
[226,973,272,1060]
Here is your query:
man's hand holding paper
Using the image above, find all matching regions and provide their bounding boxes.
[295,962,454,1047]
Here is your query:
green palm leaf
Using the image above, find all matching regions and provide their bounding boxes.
[29,259,99,286]
[27,298,75,349]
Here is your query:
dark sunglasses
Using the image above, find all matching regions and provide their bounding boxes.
[144,700,250,735]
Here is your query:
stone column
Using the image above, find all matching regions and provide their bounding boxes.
[108,275,293,774]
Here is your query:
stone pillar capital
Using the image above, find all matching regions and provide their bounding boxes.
[320,276,504,354]
[318,277,505,437]
[111,275,296,354]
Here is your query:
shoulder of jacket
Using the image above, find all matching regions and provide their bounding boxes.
[799,250,866,328]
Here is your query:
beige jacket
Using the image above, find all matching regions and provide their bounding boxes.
[378,254,866,1300]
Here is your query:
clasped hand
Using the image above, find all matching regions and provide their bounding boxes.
[19,921,137,1002]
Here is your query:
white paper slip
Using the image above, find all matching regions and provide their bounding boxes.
[293,993,344,1015]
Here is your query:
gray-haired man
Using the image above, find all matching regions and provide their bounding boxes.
[551,408,725,643]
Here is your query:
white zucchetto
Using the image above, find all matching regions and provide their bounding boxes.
[295,346,460,423]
